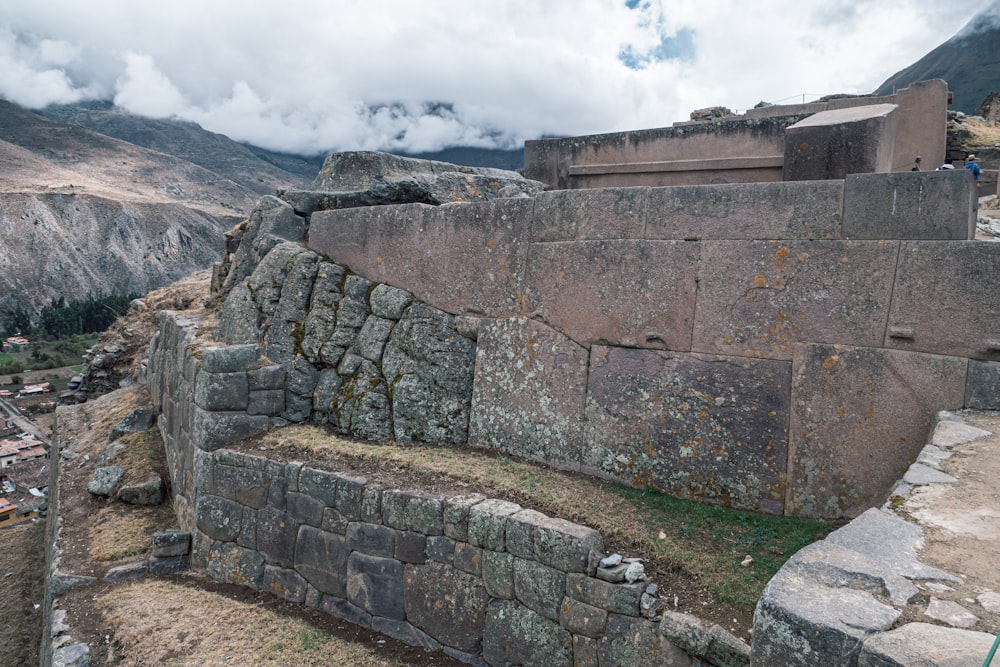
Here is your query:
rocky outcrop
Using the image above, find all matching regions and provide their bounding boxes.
[0,192,237,321]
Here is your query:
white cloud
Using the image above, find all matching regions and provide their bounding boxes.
[0,0,989,154]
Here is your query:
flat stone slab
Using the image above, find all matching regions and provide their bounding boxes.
[309,199,533,318]
[584,346,790,513]
[925,598,979,628]
[523,239,700,350]
[786,343,966,518]
[469,317,589,470]
[646,180,844,240]
[692,240,898,360]
[885,241,1000,361]
[858,622,996,667]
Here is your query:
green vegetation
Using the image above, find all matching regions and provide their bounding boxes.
[1,292,139,340]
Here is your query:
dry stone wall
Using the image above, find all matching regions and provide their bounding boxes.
[302,170,997,518]
[145,313,749,666]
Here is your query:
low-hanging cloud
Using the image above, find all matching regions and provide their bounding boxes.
[0,1,990,155]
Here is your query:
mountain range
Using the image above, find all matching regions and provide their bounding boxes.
[875,7,1000,114]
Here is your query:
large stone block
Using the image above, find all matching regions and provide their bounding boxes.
[967,361,1000,410]
[382,303,476,444]
[597,614,691,667]
[483,600,573,667]
[204,542,265,590]
[213,463,269,509]
[692,240,898,360]
[195,495,243,543]
[346,552,405,620]
[646,181,843,240]
[783,104,898,181]
[843,171,977,240]
[293,525,349,597]
[786,344,967,518]
[403,561,490,653]
[201,344,261,374]
[255,507,300,568]
[524,240,700,350]
[857,623,997,666]
[469,317,589,469]
[751,567,899,667]
[382,490,444,535]
[585,347,791,513]
[190,406,270,452]
[531,187,648,242]
[513,558,566,621]
[308,199,533,317]
[885,241,1000,361]
[566,574,645,617]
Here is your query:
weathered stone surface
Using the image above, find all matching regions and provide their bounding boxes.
[787,344,967,518]
[256,507,300,568]
[783,104,897,181]
[247,364,285,390]
[193,371,248,411]
[308,198,533,318]
[335,473,367,521]
[394,531,426,563]
[95,439,128,466]
[293,525,349,596]
[382,303,476,444]
[104,561,148,582]
[355,315,394,362]
[469,317,588,469]
[370,283,413,320]
[483,600,573,667]
[752,565,900,667]
[573,635,600,667]
[333,359,392,441]
[196,495,244,542]
[426,535,456,563]
[346,522,396,558]
[566,573,644,617]
[346,552,405,620]
[585,346,790,513]
[310,151,542,201]
[560,597,608,638]
[382,490,444,535]
[53,643,89,667]
[109,407,156,441]
[191,406,270,452]
[693,240,898,360]
[87,466,124,497]
[513,558,566,621]
[403,561,490,653]
[442,494,485,542]
[659,611,750,667]
[201,344,261,374]
[505,509,603,573]
[931,418,993,449]
[285,491,324,527]
[482,550,515,599]
[924,597,978,628]
[299,261,346,365]
[647,181,843,240]
[531,187,648,242]
[467,499,521,551]
[524,239,700,350]
[263,565,309,603]
[843,170,977,240]
[966,361,1000,410]
[857,622,997,667]
[886,241,1000,361]
[152,530,191,558]
[453,542,483,576]
[119,474,166,506]
[247,389,284,416]
[213,462,269,508]
[204,541,265,589]
[297,466,339,507]
[221,196,307,296]
[597,614,691,667]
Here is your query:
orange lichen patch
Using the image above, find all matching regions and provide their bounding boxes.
[774,247,791,262]
[837,406,846,415]
[697,408,710,420]
[753,274,768,287]
[375,256,383,264]
[821,355,840,369]
[488,238,497,249]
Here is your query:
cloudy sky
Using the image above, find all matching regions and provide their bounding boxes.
[0,1,994,156]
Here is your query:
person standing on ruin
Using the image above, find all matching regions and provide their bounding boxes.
[964,154,981,187]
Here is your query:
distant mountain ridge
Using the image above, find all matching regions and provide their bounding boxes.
[875,6,1000,114]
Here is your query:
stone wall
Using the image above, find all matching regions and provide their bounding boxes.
[145,313,749,666]
[301,169,996,518]
[524,79,948,190]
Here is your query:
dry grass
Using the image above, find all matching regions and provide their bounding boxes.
[963,118,1000,148]
[97,579,434,667]
[0,522,45,667]
[89,504,176,562]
